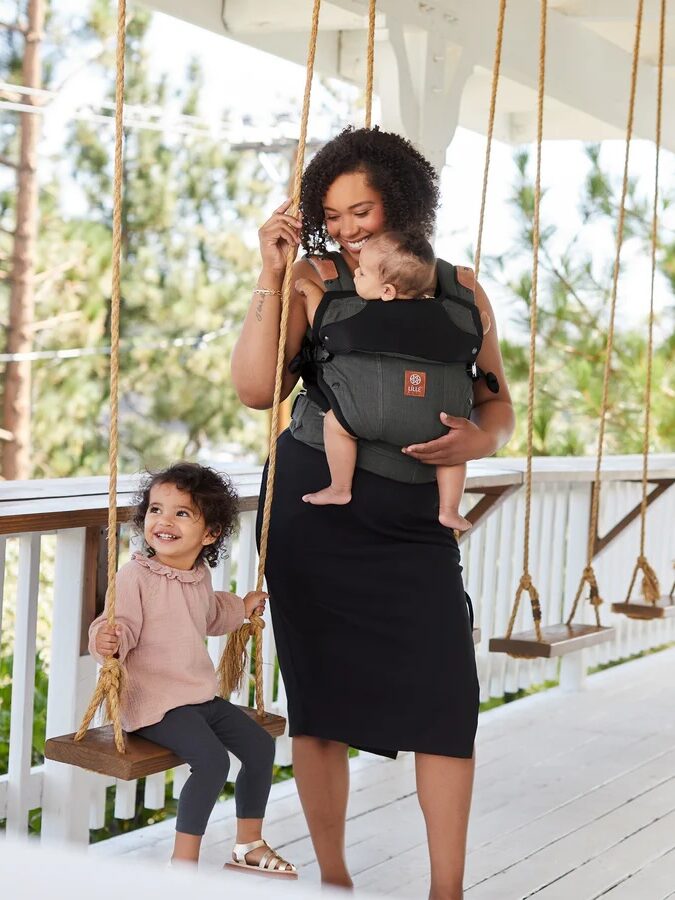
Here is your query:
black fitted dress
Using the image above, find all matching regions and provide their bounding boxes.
[258,429,479,759]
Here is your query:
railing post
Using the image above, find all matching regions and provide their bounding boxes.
[41,528,96,845]
[7,533,41,835]
[559,483,592,692]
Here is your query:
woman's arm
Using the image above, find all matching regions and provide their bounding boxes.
[403,273,515,466]
[231,200,324,410]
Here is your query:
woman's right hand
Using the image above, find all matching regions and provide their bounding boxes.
[95,624,120,657]
[258,199,302,275]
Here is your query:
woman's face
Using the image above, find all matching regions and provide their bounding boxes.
[323,170,386,264]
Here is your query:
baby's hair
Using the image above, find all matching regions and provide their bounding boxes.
[132,462,239,568]
[370,231,436,298]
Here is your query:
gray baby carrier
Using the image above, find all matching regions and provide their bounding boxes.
[289,252,498,482]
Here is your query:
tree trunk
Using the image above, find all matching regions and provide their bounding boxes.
[2,0,44,480]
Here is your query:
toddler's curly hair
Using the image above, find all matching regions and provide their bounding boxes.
[301,126,439,255]
[132,462,239,568]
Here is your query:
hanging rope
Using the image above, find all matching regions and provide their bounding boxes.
[364,0,377,128]
[218,0,323,710]
[474,0,506,283]
[623,0,666,608]
[75,0,127,753]
[504,0,547,642]
[567,0,645,626]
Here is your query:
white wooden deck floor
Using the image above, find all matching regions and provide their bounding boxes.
[91,646,675,899]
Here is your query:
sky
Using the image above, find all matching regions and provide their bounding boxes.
[28,1,675,341]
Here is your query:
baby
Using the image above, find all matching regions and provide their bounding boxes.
[295,231,490,531]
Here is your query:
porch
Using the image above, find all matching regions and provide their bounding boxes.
[1,454,674,897]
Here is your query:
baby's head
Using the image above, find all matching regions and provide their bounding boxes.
[353,231,436,301]
[133,462,239,568]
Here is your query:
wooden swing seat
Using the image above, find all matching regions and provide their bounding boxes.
[44,707,286,781]
[489,623,615,659]
[611,597,675,621]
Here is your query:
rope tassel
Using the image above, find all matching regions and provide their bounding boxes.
[567,565,603,627]
[624,555,661,605]
[506,573,543,643]
[74,656,126,753]
[218,614,265,699]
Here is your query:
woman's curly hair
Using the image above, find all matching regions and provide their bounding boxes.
[301,127,439,255]
[132,462,239,568]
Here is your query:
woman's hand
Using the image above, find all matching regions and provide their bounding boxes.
[258,199,302,275]
[95,624,120,657]
[243,590,268,620]
[402,413,496,467]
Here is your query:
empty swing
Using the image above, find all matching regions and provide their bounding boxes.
[611,0,675,622]
[488,0,644,658]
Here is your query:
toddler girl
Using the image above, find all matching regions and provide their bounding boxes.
[295,232,491,531]
[89,462,296,876]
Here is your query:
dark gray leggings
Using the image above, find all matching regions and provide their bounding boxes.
[134,697,275,836]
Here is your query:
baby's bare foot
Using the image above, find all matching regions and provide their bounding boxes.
[439,509,471,531]
[302,486,352,506]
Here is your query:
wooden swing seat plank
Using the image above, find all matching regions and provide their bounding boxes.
[611,596,675,620]
[489,623,615,659]
[44,707,286,780]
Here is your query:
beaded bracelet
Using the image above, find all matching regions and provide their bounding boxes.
[252,288,282,296]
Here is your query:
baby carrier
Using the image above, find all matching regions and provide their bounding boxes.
[289,252,498,482]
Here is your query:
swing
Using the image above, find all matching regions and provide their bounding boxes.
[611,0,675,622]
[43,0,352,779]
[488,0,649,659]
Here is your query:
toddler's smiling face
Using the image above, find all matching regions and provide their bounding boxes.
[144,482,217,570]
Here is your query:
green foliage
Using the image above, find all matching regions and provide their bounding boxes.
[2,2,272,480]
[0,650,49,777]
[489,145,675,456]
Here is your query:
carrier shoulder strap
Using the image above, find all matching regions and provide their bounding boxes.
[436,259,475,304]
[306,251,355,291]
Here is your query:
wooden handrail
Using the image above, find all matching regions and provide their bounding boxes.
[1,454,674,536]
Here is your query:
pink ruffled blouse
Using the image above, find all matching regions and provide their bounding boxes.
[88,553,245,732]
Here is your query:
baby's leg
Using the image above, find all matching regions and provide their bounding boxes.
[437,463,471,531]
[302,409,357,505]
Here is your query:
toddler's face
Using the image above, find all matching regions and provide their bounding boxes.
[144,482,216,569]
[353,241,395,301]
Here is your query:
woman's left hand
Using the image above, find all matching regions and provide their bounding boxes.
[402,413,495,467]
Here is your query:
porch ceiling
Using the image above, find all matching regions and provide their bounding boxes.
[143,0,675,149]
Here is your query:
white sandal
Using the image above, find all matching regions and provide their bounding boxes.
[225,840,298,879]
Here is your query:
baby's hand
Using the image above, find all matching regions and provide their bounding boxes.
[243,590,268,620]
[95,624,120,657]
[295,277,324,304]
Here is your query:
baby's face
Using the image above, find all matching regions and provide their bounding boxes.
[353,241,393,301]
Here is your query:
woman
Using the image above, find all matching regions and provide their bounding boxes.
[232,128,514,900]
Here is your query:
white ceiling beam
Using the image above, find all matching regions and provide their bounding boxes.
[329,0,674,149]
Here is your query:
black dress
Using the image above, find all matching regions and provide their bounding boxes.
[258,429,479,759]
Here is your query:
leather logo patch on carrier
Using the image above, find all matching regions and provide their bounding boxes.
[404,370,426,397]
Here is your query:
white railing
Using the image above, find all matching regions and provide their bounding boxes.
[0,455,673,845]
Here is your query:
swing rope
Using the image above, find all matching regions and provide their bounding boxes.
[473,0,506,284]
[623,0,666,608]
[75,0,127,753]
[364,0,376,129]
[218,0,324,709]
[566,0,645,626]
[504,0,547,642]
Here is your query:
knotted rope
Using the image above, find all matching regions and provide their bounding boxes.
[364,0,377,128]
[567,0,644,626]
[623,0,666,608]
[218,0,323,709]
[504,0,546,642]
[75,0,127,753]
